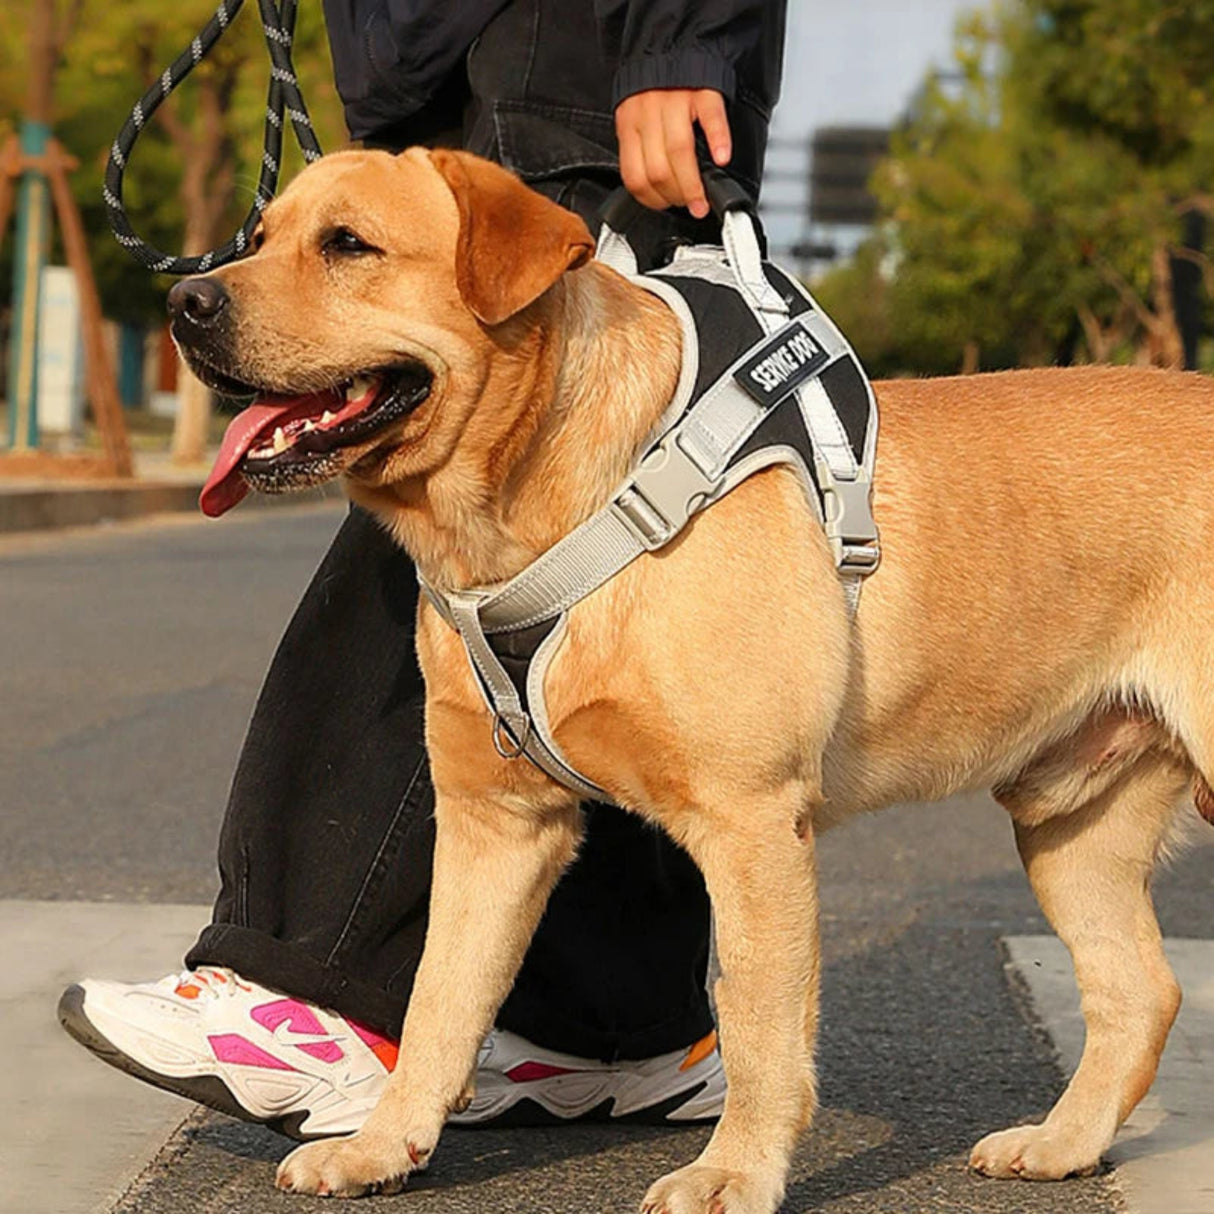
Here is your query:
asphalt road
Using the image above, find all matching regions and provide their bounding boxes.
[4,505,1212,1212]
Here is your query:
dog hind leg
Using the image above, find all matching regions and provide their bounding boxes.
[971,749,1189,1180]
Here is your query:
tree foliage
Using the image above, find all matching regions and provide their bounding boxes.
[1,0,346,326]
[813,0,1214,375]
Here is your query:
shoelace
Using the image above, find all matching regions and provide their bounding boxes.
[171,965,252,1000]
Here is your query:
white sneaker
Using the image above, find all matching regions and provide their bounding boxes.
[449,1027,725,1126]
[58,967,398,1139]
[60,968,725,1137]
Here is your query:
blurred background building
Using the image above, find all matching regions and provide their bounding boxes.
[761,0,973,271]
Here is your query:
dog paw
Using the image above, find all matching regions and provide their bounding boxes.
[969,1123,1102,1181]
[276,1132,430,1198]
[640,1163,778,1214]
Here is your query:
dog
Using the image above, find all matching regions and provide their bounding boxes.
[168,146,1214,1212]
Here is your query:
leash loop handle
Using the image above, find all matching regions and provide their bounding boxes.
[104,0,323,276]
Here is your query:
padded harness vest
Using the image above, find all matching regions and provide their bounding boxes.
[420,202,880,801]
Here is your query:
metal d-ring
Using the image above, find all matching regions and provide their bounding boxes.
[491,711,532,760]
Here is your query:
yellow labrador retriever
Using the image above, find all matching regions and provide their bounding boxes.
[169,146,1214,1211]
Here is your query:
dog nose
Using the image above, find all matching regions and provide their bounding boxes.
[167,277,229,324]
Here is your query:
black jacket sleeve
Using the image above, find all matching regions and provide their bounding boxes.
[322,0,509,139]
[595,0,784,114]
[323,0,784,176]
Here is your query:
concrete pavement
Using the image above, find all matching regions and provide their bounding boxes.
[0,901,207,1214]
[5,507,1214,1212]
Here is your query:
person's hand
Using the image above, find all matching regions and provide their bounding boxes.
[615,89,732,219]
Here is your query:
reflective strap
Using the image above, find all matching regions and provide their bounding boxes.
[524,614,610,801]
[595,221,639,277]
[477,507,647,633]
[721,210,787,316]
[732,281,878,594]
[446,591,528,741]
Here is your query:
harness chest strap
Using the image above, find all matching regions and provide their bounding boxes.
[421,231,880,800]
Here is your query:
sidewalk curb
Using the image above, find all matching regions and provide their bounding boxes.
[0,481,342,534]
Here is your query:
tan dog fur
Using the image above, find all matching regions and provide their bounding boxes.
[183,147,1214,1211]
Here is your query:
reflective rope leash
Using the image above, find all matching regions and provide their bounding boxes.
[103,0,324,276]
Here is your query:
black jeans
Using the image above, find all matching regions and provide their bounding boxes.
[186,0,773,1061]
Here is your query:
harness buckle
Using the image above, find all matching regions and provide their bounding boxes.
[817,460,881,576]
[612,433,717,551]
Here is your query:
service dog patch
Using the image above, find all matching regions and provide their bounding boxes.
[734,319,829,409]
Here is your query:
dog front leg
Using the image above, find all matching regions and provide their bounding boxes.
[277,788,582,1198]
[642,794,821,1214]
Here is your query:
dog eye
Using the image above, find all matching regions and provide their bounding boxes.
[322,227,377,257]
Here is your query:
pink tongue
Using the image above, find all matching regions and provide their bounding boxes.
[200,400,305,518]
[199,385,378,518]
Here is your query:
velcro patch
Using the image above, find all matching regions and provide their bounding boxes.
[734,319,829,409]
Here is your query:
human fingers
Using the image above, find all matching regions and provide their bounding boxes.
[693,90,732,166]
[616,95,668,209]
[637,94,686,210]
[662,96,709,218]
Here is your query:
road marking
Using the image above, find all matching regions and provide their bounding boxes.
[1005,936,1214,1214]
[0,900,211,1214]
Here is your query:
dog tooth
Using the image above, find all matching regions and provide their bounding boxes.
[303,419,316,432]
[273,426,287,453]
[321,410,336,424]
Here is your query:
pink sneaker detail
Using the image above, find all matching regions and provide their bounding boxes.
[250,998,327,1038]
[208,1033,298,1071]
[249,999,346,1065]
[505,1061,586,1083]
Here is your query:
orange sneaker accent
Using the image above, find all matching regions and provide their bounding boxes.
[370,1039,399,1072]
[679,1030,718,1072]
[174,983,201,999]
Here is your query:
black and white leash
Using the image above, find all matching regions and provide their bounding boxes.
[104,0,324,276]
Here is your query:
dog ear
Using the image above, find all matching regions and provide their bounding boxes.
[430,149,595,326]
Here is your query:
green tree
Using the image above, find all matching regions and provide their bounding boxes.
[1,0,344,453]
[834,1,1214,374]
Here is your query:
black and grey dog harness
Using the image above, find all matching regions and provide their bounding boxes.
[420,184,880,800]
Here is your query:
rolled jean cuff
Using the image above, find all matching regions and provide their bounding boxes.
[186,923,407,1038]
[497,985,716,1064]
[188,921,715,1061]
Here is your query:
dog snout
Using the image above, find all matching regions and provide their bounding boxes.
[167,277,230,326]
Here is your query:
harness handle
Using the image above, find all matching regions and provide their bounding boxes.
[594,166,767,282]
[700,166,757,220]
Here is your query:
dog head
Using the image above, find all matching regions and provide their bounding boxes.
[170,148,594,517]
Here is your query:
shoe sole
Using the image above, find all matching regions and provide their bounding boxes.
[450,1081,714,1129]
[57,984,317,1141]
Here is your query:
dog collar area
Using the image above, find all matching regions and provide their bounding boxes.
[421,212,880,801]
